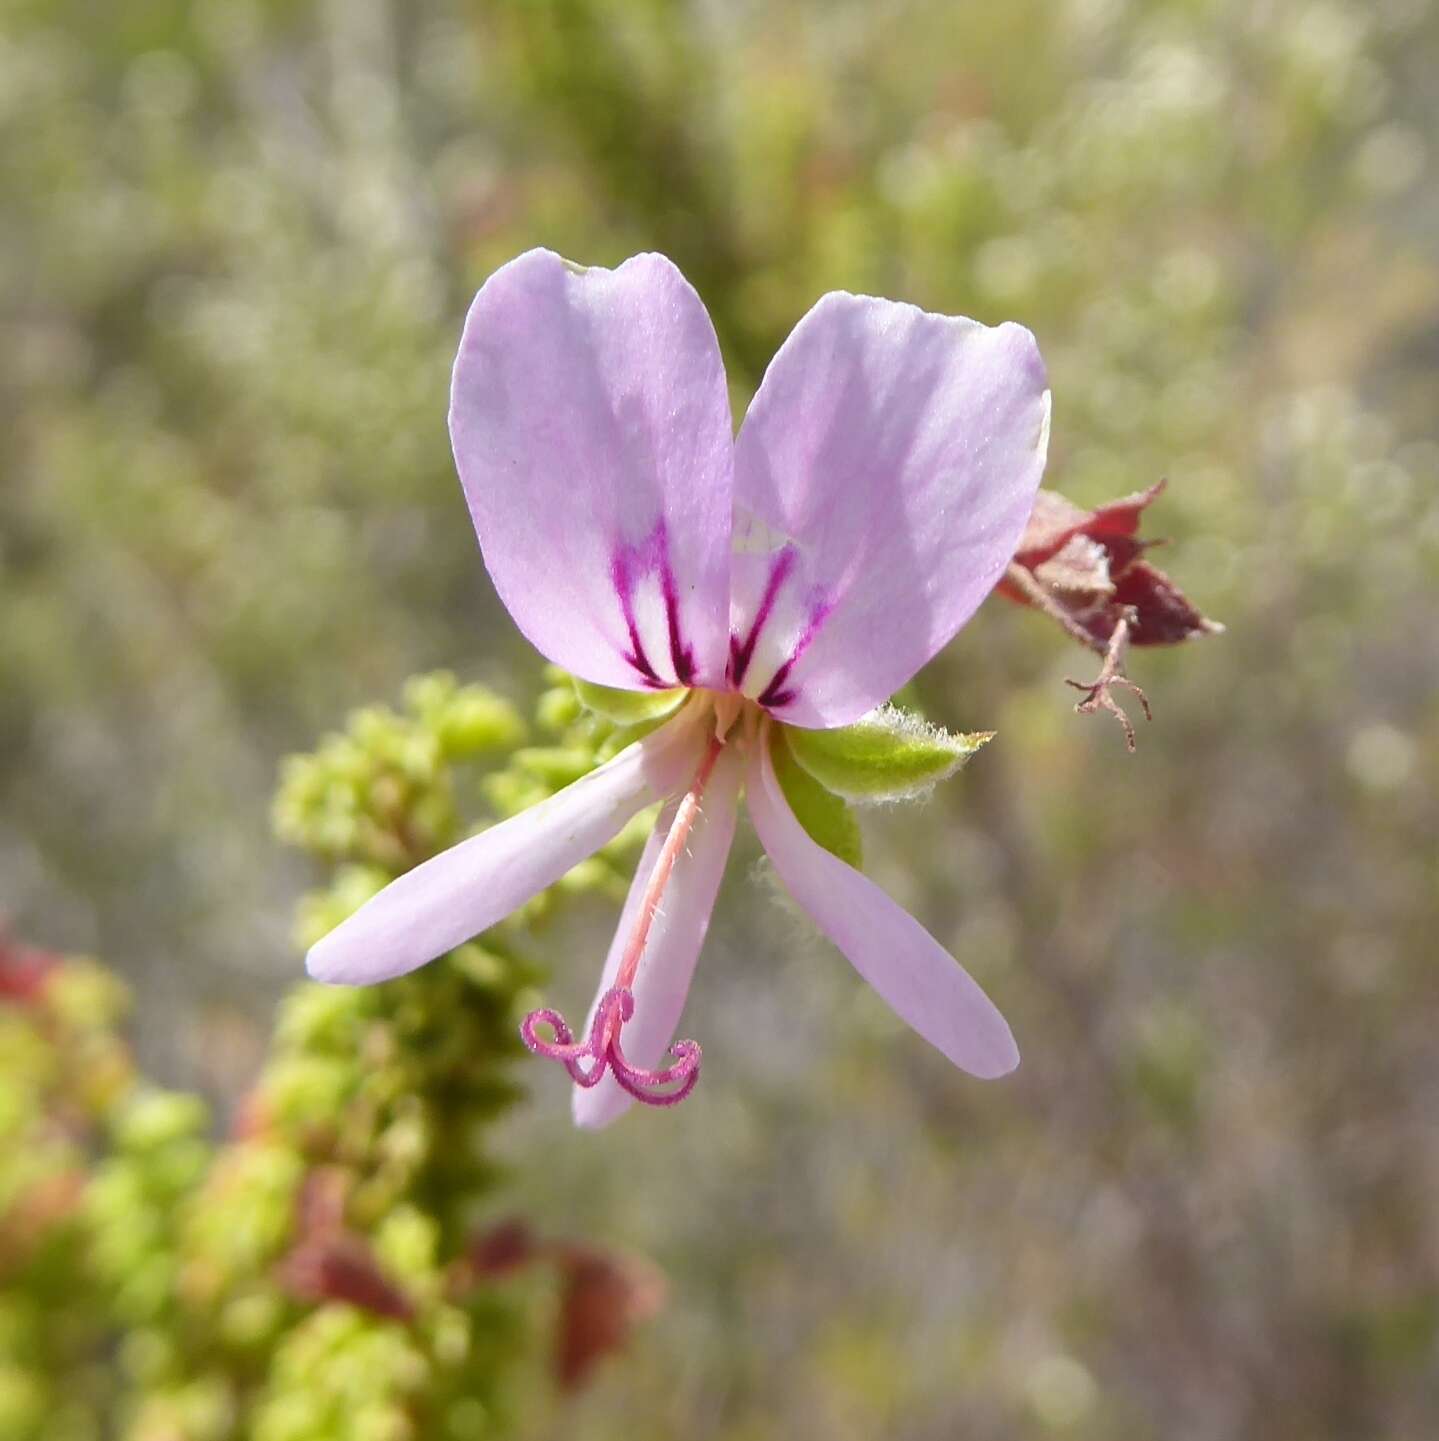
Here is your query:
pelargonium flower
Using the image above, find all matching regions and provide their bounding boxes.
[307,249,1051,1128]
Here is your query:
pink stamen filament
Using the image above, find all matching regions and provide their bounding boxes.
[520,729,726,1108]
[615,732,724,993]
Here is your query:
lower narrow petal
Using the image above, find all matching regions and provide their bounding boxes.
[306,706,706,986]
[745,726,1018,1079]
[572,745,743,1129]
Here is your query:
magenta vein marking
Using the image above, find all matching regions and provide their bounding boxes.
[727,546,797,688]
[756,593,831,710]
[661,559,696,686]
[612,519,695,687]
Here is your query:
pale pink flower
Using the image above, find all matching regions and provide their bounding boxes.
[307,250,1051,1127]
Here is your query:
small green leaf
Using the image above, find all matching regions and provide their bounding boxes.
[572,678,687,725]
[782,706,993,801]
[770,727,863,869]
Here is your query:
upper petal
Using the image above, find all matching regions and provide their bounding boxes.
[450,249,735,690]
[728,292,1050,726]
[306,706,706,985]
[572,743,743,1130]
[745,723,1018,1079]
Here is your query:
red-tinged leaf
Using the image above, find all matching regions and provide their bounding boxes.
[1001,480,1222,653]
[0,932,61,1004]
[1027,534,1113,595]
[1112,560,1220,647]
[1073,484,1168,541]
[447,1218,540,1298]
[277,1167,415,1320]
[1013,482,1164,561]
[279,1231,416,1322]
[999,482,1223,750]
[466,1217,537,1277]
[446,1220,668,1383]
[552,1245,666,1392]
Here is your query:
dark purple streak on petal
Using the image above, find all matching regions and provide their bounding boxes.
[756,669,795,709]
[661,557,696,686]
[611,549,665,685]
[611,520,697,688]
[754,593,832,712]
[727,545,797,687]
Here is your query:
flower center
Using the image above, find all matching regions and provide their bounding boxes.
[519,701,746,1108]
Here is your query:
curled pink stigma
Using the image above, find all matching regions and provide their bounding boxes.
[520,987,702,1107]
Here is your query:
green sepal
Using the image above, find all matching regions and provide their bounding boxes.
[572,677,687,725]
[770,726,863,869]
[782,705,993,801]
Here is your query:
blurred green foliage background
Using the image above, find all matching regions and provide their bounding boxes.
[2,0,1437,1436]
